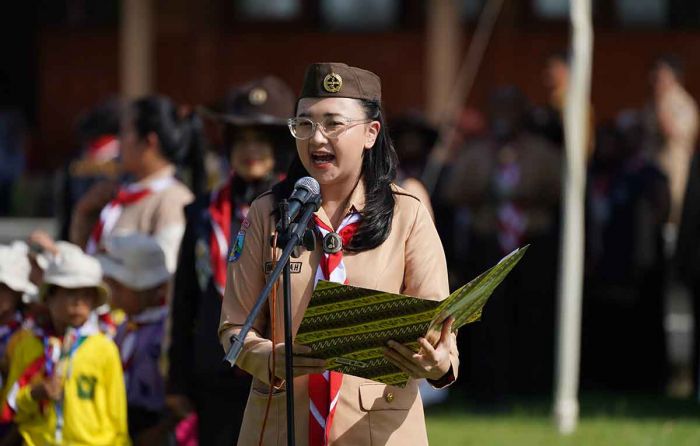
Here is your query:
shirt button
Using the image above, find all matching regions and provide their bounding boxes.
[384,392,394,403]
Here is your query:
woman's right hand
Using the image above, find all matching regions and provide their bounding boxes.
[270,343,327,381]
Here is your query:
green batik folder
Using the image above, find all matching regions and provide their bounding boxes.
[295,245,529,387]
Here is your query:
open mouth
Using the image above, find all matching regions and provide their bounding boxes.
[311,152,336,165]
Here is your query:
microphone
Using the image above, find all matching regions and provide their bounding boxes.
[276,177,321,233]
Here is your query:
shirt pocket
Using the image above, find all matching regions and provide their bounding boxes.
[358,383,418,446]
[240,379,286,446]
[250,377,286,398]
[358,383,414,411]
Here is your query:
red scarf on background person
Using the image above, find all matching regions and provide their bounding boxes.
[1,315,99,423]
[208,181,231,296]
[86,175,177,255]
[208,177,251,296]
[308,212,361,446]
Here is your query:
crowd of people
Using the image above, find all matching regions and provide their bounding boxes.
[0,52,696,445]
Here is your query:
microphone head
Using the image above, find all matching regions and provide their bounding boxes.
[295,176,320,195]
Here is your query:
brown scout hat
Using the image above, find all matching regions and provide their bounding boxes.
[202,76,295,127]
[299,63,381,102]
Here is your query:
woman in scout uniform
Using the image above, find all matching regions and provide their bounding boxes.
[97,234,170,444]
[168,76,295,445]
[219,63,459,446]
[3,242,128,445]
[70,95,201,273]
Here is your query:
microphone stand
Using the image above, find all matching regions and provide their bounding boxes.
[225,195,321,446]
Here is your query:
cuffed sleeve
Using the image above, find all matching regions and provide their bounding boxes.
[219,197,273,384]
[403,200,460,386]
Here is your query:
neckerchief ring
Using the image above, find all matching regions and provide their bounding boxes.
[322,232,343,254]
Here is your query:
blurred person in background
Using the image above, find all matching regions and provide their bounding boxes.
[0,244,38,361]
[444,86,561,404]
[0,105,27,217]
[389,112,437,219]
[642,54,698,236]
[676,134,700,397]
[642,54,699,397]
[167,76,294,446]
[582,113,669,392]
[0,243,38,441]
[57,99,122,241]
[70,95,203,274]
[98,234,170,445]
[430,107,487,290]
[529,50,568,150]
[529,50,595,161]
[2,242,128,445]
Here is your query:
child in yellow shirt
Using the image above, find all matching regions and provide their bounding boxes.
[4,242,129,445]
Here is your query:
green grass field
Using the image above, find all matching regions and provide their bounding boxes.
[425,394,700,445]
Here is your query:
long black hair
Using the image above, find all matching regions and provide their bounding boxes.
[272,99,398,252]
[130,95,206,195]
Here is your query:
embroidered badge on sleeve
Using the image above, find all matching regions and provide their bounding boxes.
[228,219,249,263]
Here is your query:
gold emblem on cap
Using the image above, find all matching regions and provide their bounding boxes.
[249,88,268,106]
[323,73,343,93]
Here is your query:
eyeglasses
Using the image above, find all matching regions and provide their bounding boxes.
[287,116,371,140]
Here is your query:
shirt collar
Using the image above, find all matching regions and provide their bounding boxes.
[346,177,366,214]
[67,312,100,338]
[130,306,169,324]
[313,177,365,231]
[135,164,177,189]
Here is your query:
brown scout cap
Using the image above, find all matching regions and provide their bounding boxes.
[299,63,381,102]
[201,76,295,127]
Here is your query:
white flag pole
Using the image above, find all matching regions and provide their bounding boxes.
[553,0,593,435]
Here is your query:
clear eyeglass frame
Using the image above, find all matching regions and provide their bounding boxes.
[287,116,371,140]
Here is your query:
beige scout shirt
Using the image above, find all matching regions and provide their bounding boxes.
[219,181,459,446]
[103,165,193,272]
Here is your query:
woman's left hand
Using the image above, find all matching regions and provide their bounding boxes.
[383,317,454,381]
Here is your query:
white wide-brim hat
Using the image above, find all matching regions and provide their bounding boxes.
[39,242,109,306]
[96,233,170,291]
[0,243,38,299]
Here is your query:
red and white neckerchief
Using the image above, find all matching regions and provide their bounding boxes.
[308,212,361,446]
[208,177,250,296]
[97,308,117,339]
[115,306,168,387]
[86,175,176,255]
[3,314,99,431]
